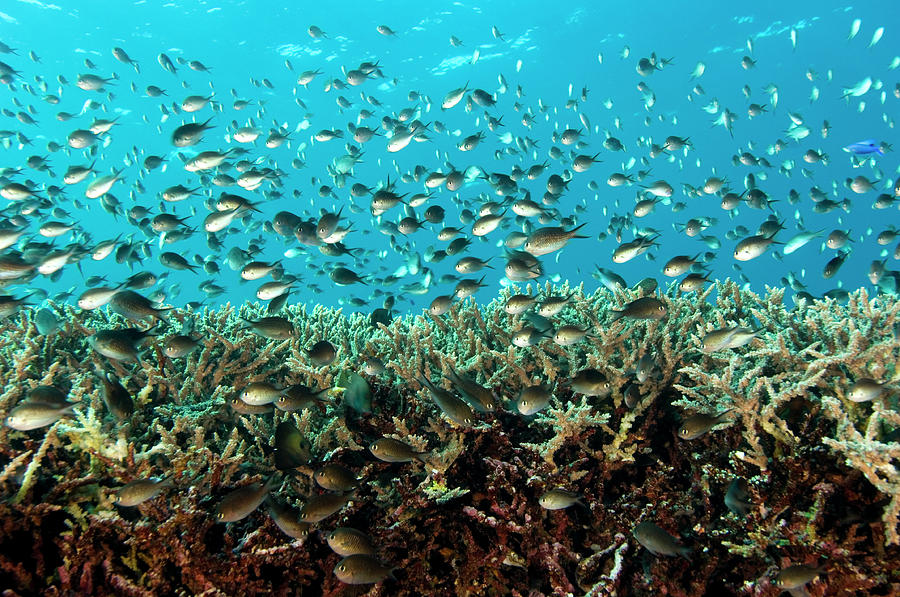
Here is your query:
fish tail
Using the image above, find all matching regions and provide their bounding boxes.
[570,222,589,238]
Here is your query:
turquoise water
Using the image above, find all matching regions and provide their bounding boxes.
[0,0,897,314]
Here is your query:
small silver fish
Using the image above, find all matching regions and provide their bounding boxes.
[267,499,310,539]
[314,463,361,492]
[418,375,475,427]
[678,410,733,440]
[538,488,584,510]
[215,476,276,522]
[369,437,427,463]
[568,369,611,397]
[633,521,691,558]
[327,527,376,556]
[115,476,174,507]
[445,367,497,412]
[609,297,667,322]
[333,554,395,585]
[516,385,552,415]
[299,491,355,523]
[701,327,760,353]
[774,563,824,589]
[5,401,76,430]
[847,378,885,403]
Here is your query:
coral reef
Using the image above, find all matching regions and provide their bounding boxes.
[1,281,899,595]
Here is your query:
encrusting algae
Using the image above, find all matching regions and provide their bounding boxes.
[0,280,899,594]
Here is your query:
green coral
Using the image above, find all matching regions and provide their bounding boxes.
[522,395,610,468]
[1,281,900,595]
[420,476,470,503]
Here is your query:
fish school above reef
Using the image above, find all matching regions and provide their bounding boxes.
[1,280,900,595]
[0,7,900,596]
[0,15,898,317]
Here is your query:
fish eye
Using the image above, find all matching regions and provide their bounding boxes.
[338,565,346,572]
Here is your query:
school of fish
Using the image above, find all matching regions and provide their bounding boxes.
[0,13,897,590]
[0,17,897,319]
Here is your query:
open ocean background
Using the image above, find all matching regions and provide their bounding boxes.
[1,0,897,314]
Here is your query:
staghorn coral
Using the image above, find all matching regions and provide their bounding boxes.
[522,395,610,470]
[675,285,900,545]
[0,282,898,595]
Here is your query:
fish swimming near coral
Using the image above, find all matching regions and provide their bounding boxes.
[215,476,278,522]
[115,476,174,507]
[633,521,692,559]
[4,401,76,431]
[1,6,900,595]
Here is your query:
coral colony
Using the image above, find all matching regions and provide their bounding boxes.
[1,280,899,594]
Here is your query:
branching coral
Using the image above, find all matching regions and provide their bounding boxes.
[821,397,900,545]
[0,283,898,594]
[522,395,610,469]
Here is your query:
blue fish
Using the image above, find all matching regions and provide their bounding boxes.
[844,139,884,155]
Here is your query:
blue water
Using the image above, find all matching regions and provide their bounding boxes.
[1,0,897,314]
